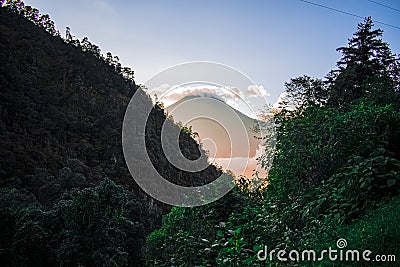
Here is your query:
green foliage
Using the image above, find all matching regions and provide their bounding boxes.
[270,100,400,199]
[144,16,400,266]
[301,197,400,267]
[0,188,38,265]
[215,227,250,266]
[0,179,160,266]
[56,179,132,266]
[329,17,399,107]
[280,75,328,111]
[341,197,400,266]
[144,189,253,266]
[12,206,59,266]
[305,147,400,223]
[212,202,284,267]
[145,207,213,266]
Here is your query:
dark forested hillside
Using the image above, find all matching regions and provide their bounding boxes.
[0,7,136,187]
[0,4,222,266]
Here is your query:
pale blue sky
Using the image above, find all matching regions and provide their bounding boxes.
[24,0,400,104]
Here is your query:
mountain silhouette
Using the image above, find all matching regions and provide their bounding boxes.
[166,95,264,159]
[166,95,268,178]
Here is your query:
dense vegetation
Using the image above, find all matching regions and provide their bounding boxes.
[144,18,400,266]
[0,1,223,265]
[1,0,399,266]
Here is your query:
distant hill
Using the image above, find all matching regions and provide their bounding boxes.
[166,95,263,159]
[166,95,267,178]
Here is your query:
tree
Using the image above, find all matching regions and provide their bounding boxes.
[280,75,328,112]
[328,17,398,107]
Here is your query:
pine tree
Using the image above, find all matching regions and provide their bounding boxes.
[328,17,398,107]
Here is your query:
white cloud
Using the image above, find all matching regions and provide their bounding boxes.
[152,84,238,108]
[247,85,270,97]
[192,91,224,102]
[146,83,273,119]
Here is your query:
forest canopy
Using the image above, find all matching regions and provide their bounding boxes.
[0,1,223,265]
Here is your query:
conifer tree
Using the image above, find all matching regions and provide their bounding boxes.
[328,17,398,106]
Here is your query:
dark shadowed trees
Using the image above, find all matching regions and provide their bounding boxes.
[328,17,398,107]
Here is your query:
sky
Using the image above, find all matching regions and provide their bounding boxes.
[23,0,400,107]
